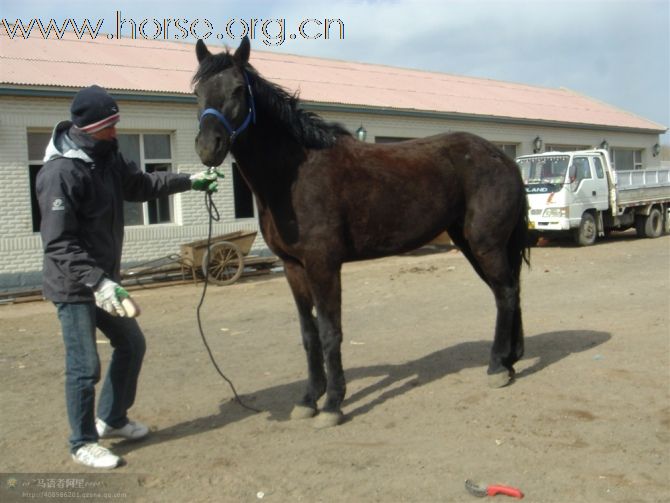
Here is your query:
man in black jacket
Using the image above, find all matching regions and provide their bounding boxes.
[37,85,219,469]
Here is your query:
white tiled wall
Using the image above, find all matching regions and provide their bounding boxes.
[0,95,661,290]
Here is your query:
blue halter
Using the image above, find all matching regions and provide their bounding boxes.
[199,71,256,142]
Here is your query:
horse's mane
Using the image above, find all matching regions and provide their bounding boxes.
[192,51,351,149]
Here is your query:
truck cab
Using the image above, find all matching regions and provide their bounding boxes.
[517,150,611,245]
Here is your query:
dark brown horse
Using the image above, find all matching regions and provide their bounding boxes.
[193,37,530,428]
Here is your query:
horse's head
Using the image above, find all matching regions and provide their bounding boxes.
[193,37,254,167]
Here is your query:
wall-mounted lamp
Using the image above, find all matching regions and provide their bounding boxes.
[600,140,609,151]
[652,143,661,157]
[355,125,367,142]
[532,136,543,153]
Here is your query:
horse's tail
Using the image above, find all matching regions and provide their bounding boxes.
[508,194,531,279]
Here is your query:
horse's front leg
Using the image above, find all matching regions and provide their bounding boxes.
[307,262,346,428]
[284,261,326,420]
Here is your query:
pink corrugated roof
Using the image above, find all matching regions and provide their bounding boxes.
[0,31,665,132]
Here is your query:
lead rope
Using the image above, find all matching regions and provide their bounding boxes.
[196,190,261,413]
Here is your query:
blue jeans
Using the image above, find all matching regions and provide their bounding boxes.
[56,302,146,453]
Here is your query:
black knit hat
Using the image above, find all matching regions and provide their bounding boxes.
[70,85,120,133]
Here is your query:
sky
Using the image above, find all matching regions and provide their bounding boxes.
[2,0,669,143]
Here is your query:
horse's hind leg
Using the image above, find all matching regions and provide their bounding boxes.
[449,223,524,370]
[284,261,326,419]
[446,223,490,285]
[465,233,523,388]
[487,272,521,387]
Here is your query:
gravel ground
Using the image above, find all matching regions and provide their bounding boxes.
[1,232,668,502]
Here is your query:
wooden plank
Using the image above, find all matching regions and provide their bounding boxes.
[243,255,280,267]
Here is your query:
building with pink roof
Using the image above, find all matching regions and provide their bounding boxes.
[0,31,666,291]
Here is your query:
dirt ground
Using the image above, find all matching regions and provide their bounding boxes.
[1,232,669,503]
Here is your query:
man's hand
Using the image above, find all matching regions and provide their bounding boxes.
[94,278,139,317]
[190,169,224,192]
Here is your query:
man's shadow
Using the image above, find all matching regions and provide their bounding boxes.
[113,330,610,454]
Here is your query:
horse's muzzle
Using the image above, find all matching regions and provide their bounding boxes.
[195,128,229,167]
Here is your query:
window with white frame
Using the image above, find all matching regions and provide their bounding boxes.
[117,133,175,225]
[27,131,52,232]
[27,131,176,230]
[611,148,642,171]
[494,143,518,159]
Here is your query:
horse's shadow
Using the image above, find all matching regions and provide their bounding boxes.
[113,330,610,454]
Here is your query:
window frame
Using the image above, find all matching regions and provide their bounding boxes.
[118,131,176,226]
[494,143,518,159]
[570,156,593,184]
[27,130,53,233]
[27,130,177,231]
[611,148,643,171]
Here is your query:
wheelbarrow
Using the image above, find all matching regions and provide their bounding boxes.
[180,230,278,285]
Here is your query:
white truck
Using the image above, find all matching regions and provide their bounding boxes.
[516,149,670,245]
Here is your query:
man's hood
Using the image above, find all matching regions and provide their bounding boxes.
[43,121,93,163]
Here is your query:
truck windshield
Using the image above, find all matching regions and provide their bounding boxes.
[517,155,570,185]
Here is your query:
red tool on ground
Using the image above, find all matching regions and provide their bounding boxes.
[465,479,524,499]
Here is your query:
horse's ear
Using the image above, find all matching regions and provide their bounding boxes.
[196,39,211,63]
[234,36,251,65]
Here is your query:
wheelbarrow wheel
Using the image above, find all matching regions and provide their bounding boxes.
[202,241,244,285]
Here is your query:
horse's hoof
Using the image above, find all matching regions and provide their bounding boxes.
[290,404,317,420]
[314,411,343,429]
[487,369,515,388]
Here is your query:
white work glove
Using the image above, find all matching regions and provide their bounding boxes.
[190,169,224,192]
[94,278,139,317]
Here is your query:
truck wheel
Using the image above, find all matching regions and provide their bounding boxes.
[635,215,645,237]
[663,209,670,235]
[639,208,663,238]
[573,212,597,246]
